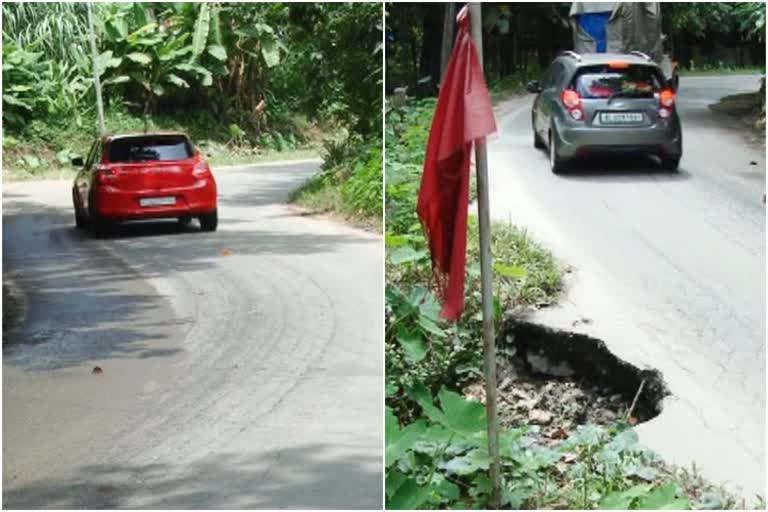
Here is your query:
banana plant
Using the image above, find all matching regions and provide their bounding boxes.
[98,2,222,115]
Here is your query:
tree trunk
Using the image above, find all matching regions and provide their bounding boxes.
[439,3,455,85]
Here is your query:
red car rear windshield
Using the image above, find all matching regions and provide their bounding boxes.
[573,65,663,99]
[107,135,193,163]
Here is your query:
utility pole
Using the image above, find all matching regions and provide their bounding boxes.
[86,2,106,136]
[469,3,501,508]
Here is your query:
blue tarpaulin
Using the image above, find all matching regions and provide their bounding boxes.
[576,12,611,52]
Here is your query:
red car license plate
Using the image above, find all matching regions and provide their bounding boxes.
[140,196,176,207]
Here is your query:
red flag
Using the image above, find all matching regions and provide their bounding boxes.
[417,7,496,321]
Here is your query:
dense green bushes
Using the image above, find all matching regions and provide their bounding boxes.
[2,2,381,181]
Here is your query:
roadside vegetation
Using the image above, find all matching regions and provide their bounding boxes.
[2,2,382,226]
[384,94,759,509]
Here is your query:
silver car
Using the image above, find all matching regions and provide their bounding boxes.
[528,51,682,174]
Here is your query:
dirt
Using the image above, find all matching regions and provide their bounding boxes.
[709,91,766,149]
[464,360,632,446]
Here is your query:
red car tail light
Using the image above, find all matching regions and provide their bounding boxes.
[193,160,212,178]
[561,89,584,121]
[96,166,115,185]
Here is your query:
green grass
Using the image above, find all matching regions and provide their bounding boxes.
[207,148,321,167]
[291,136,382,231]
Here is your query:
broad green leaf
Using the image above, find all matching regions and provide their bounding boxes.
[389,245,427,265]
[441,448,489,475]
[192,3,211,56]
[387,478,432,510]
[97,51,122,75]
[102,75,130,86]
[503,482,535,508]
[637,483,690,510]
[434,479,461,501]
[209,6,223,46]
[132,3,149,26]
[151,83,165,96]
[158,46,192,62]
[385,418,427,467]
[599,484,653,510]
[494,262,527,278]
[125,23,157,45]
[385,469,407,499]
[417,292,442,322]
[21,154,41,169]
[206,44,227,61]
[385,232,408,248]
[408,383,448,427]
[165,74,190,88]
[396,326,427,363]
[261,38,280,68]
[438,388,487,438]
[126,52,152,65]
[417,315,446,337]
[105,16,129,41]
[3,95,32,110]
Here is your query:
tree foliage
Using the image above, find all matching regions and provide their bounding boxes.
[2,2,382,143]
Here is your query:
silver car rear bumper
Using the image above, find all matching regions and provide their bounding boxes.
[554,116,682,160]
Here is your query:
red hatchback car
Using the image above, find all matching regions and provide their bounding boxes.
[72,132,217,237]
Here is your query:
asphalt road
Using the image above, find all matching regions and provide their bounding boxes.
[485,75,765,496]
[2,161,383,509]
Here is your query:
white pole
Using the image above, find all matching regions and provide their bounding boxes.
[87,2,106,136]
[469,3,501,508]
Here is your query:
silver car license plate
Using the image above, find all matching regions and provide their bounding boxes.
[600,112,643,124]
[140,196,176,207]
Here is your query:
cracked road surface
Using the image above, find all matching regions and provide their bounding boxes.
[2,160,383,509]
[485,75,765,496]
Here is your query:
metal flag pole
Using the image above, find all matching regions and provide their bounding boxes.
[469,3,501,508]
[86,2,106,136]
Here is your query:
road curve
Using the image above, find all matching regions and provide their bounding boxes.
[485,75,765,496]
[2,161,383,509]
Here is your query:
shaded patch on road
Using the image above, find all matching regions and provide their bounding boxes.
[2,444,382,509]
[2,278,26,346]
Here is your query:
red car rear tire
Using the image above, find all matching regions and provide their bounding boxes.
[73,189,87,229]
[88,204,109,238]
[199,209,218,232]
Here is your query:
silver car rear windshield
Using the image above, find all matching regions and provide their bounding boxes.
[573,65,663,99]
[108,136,193,162]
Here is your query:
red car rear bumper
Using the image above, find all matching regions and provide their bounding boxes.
[93,177,217,221]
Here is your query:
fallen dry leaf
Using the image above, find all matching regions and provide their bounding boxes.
[549,427,568,440]
[97,484,115,496]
